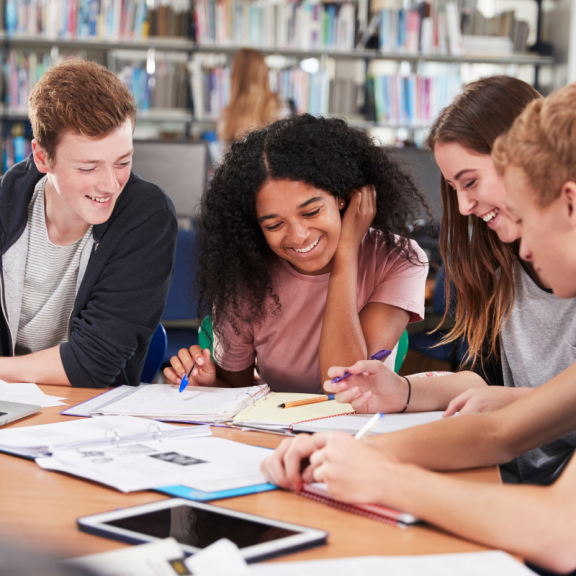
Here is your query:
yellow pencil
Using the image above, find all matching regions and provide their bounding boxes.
[277,394,336,409]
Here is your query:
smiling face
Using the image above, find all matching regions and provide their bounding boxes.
[256,179,343,275]
[504,165,576,299]
[34,119,134,228]
[434,142,520,243]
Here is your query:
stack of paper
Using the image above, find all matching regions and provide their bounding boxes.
[38,435,272,493]
[0,379,67,407]
[83,384,270,423]
[185,539,538,576]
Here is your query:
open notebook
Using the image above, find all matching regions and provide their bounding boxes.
[62,384,270,423]
[232,392,355,432]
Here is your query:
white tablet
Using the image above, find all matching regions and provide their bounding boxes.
[77,498,328,562]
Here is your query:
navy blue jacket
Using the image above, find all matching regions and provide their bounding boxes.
[0,156,178,388]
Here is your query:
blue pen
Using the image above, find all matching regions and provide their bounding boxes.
[179,360,197,393]
[331,349,392,383]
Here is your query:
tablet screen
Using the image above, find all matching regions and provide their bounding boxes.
[104,504,300,549]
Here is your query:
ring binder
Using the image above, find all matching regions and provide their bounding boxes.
[148,423,163,442]
[105,429,120,448]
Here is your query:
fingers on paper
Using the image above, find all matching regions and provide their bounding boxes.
[260,438,293,488]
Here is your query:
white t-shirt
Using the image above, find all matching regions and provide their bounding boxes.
[15,177,93,355]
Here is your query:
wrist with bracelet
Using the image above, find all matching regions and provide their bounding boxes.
[398,375,411,413]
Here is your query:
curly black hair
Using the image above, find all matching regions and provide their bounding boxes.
[196,114,430,340]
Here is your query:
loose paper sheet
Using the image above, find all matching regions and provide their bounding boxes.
[0,379,67,407]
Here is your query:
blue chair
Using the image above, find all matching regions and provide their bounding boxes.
[141,324,168,383]
[162,229,200,364]
[408,263,468,371]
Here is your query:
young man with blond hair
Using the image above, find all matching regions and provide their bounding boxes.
[262,82,576,574]
[0,59,177,388]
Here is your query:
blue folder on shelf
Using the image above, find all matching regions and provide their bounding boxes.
[157,482,276,502]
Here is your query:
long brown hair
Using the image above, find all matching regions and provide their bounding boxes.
[218,49,282,143]
[426,76,541,366]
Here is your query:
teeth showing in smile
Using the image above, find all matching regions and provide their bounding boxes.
[87,195,109,203]
[482,208,499,223]
[293,236,321,253]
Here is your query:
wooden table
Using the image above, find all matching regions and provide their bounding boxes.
[0,385,500,561]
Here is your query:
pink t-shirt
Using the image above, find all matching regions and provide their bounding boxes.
[214,230,428,393]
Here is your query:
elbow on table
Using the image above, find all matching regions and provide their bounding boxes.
[523,488,576,574]
[529,537,576,574]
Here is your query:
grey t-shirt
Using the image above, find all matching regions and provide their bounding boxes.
[15,178,93,355]
[500,261,576,485]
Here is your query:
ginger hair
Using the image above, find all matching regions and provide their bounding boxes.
[28,58,136,164]
[493,82,576,208]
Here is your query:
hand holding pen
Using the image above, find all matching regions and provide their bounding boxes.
[324,352,410,414]
[162,346,216,390]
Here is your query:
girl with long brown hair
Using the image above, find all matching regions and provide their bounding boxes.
[217,48,286,144]
[314,76,576,486]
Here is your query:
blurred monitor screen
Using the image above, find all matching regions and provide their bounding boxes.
[132,140,209,218]
[393,147,442,224]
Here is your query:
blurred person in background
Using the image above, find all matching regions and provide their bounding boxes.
[217,48,289,147]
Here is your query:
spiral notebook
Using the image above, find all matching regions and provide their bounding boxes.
[232,392,355,432]
[297,483,419,527]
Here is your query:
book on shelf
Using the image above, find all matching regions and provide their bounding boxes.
[116,57,189,111]
[190,55,330,120]
[194,0,356,51]
[369,69,461,126]
[378,1,462,56]
[377,1,531,56]
[1,120,32,173]
[4,0,192,41]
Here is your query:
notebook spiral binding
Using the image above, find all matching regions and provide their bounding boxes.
[297,484,413,528]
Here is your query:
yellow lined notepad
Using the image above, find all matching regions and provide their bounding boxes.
[233,392,354,429]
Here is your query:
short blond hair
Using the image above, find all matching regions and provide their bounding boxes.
[492,82,576,207]
[29,58,136,164]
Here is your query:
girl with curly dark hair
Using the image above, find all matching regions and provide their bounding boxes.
[164,114,428,393]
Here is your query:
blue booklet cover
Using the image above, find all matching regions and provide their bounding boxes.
[157,483,276,502]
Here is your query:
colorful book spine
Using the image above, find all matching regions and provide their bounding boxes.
[4,0,193,40]
[371,70,461,126]
[379,1,463,55]
[194,0,356,51]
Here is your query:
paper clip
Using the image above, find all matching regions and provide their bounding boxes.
[105,428,120,448]
[148,423,163,442]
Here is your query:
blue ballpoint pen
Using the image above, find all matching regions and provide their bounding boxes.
[331,349,392,383]
[179,360,197,393]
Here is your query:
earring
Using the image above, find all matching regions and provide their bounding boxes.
[339,200,345,208]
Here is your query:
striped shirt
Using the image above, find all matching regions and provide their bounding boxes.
[15,178,93,355]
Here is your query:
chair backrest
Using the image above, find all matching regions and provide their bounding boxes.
[141,324,168,383]
[394,330,409,373]
[162,228,198,322]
